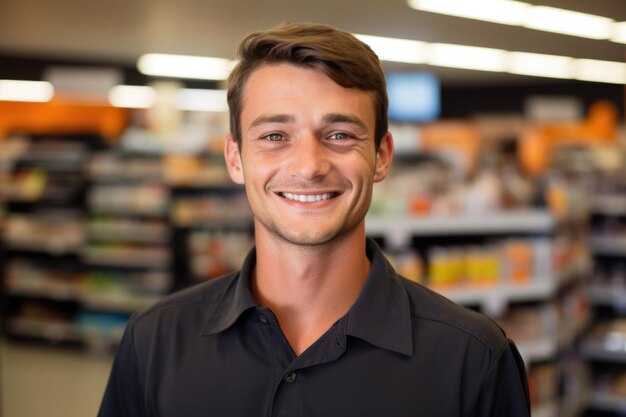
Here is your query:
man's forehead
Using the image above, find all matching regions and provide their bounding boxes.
[240,63,376,128]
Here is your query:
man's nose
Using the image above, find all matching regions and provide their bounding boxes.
[286,134,332,180]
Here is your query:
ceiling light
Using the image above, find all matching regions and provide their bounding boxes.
[137,53,236,80]
[426,43,507,72]
[109,85,157,108]
[508,52,574,79]
[524,6,614,39]
[175,89,228,112]
[356,33,623,84]
[355,34,426,64]
[574,59,626,84]
[0,80,54,102]
[407,0,617,41]
[612,22,626,44]
[407,0,530,25]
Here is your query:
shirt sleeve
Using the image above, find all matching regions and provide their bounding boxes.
[469,339,531,417]
[98,321,149,417]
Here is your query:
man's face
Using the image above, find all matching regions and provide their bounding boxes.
[225,63,392,246]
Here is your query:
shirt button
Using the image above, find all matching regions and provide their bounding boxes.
[284,371,297,384]
[258,314,269,324]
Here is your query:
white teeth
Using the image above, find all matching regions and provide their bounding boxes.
[281,192,333,202]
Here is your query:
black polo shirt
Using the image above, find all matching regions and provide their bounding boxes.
[99,238,530,417]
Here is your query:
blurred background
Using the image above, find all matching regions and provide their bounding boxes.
[0,1,625,416]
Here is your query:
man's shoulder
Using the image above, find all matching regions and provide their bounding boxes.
[401,277,508,355]
[131,271,238,326]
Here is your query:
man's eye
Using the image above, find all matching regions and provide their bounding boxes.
[264,133,284,141]
[329,132,351,140]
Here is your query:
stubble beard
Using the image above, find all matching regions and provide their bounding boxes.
[263,208,366,248]
[255,194,371,249]
[250,177,372,248]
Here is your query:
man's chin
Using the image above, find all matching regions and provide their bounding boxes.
[267,222,361,248]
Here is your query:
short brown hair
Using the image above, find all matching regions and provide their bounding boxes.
[227,23,388,150]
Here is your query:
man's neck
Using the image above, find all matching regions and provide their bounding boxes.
[252,225,370,356]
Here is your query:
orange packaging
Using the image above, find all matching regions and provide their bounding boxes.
[504,240,532,284]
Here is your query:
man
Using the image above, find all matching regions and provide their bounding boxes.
[99,23,530,417]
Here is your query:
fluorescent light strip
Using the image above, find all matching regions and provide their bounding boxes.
[357,34,624,84]
[508,52,574,79]
[108,86,229,111]
[109,85,157,108]
[407,0,618,41]
[355,34,426,64]
[525,6,613,40]
[426,43,507,72]
[575,59,626,85]
[0,80,54,102]
[613,22,626,44]
[175,89,228,112]
[137,53,236,80]
[407,0,529,26]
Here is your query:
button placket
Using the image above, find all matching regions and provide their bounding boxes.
[283,371,297,384]
[258,313,269,325]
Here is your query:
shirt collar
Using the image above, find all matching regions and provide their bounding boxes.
[345,238,413,356]
[200,248,259,336]
[200,238,414,357]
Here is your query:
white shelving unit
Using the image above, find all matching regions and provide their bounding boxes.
[532,401,559,417]
[586,187,626,416]
[590,236,626,256]
[587,392,626,414]
[6,318,83,343]
[588,284,626,311]
[439,257,589,308]
[518,312,592,363]
[366,209,554,244]
[592,195,626,217]
[366,208,589,417]
[581,341,626,364]
[439,278,554,306]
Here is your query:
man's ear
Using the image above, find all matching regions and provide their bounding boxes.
[373,132,394,182]
[224,133,245,185]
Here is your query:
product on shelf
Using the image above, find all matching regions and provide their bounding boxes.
[77,311,130,349]
[370,146,538,218]
[3,259,166,311]
[82,270,170,296]
[88,184,169,215]
[595,370,626,398]
[164,154,233,187]
[87,216,169,243]
[83,243,171,268]
[171,194,252,227]
[88,152,163,182]
[4,259,82,300]
[499,303,559,346]
[393,238,556,291]
[528,364,558,410]
[0,168,47,201]
[3,213,85,253]
[188,230,253,280]
[6,300,80,343]
[384,249,423,283]
[583,319,626,356]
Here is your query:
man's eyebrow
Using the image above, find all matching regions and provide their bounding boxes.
[249,114,295,129]
[323,113,368,131]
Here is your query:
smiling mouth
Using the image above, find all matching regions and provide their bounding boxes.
[278,192,338,203]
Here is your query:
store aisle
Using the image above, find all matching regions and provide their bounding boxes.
[0,340,113,417]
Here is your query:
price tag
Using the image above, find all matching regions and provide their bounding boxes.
[386,228,411,250]
[482,287,508,318]
[613,287,626,314]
